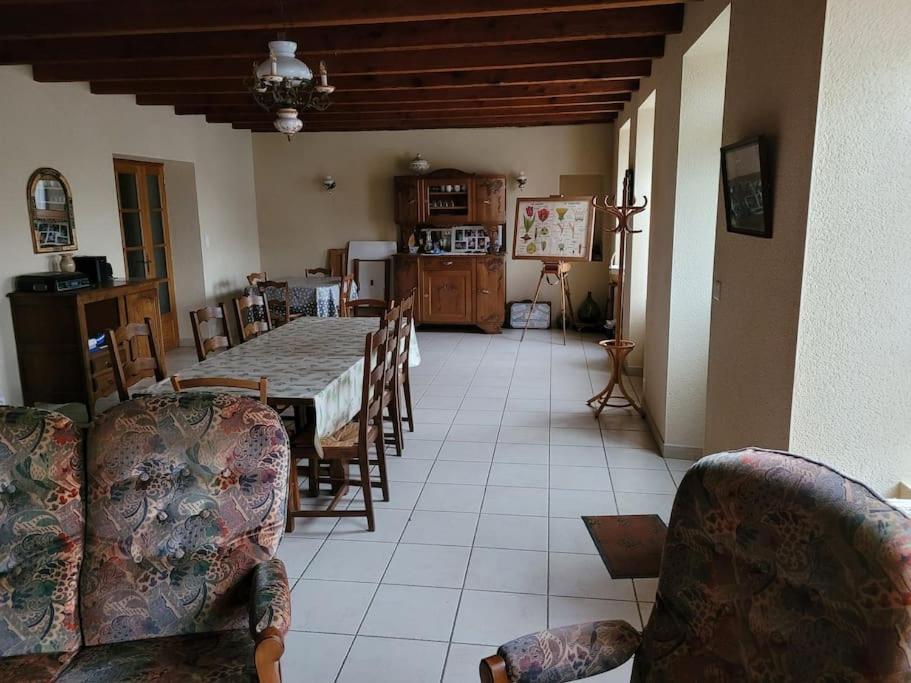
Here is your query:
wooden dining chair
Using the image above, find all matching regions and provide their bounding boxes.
[246,271,268,286]
[233,292,273,342]
[286,327,391,533]
[171,375,268,404]
[305,267,331,277]
[397,289,417,435]
[258,279,301,326]
[104,317,167,402]
[189,304,232,362]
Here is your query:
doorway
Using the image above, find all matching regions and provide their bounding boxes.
[113,159,178,349]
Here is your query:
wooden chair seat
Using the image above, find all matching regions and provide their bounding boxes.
[320,421,380,451]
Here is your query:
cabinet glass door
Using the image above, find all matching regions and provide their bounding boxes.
[113,159,178,349]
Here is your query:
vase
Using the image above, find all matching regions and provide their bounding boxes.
[409,153,430,174]
[577,291,602,325]
[59,253,76,272]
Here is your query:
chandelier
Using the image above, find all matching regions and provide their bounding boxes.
[246,40,334,139]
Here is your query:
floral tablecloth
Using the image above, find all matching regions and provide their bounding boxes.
[142,316,419,455]
[246,276,358,317]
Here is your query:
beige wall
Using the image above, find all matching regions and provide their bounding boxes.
[0,65,260,404]
[252,124,615,311]
[704,0,827,453]
[615,0,827,457]
[790,0,911,494]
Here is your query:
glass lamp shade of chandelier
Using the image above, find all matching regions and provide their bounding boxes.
[274,108,304,140]
[246,40,333,122]
[256,41,312,84]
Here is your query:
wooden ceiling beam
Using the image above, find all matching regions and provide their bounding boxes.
[89,63,648,96]
[31,37,665,82]
[136,91,633,108]
[0,7,682,64]
[201,104,625,123]
[235,116,617,133]
[173,100,626,117]
[0,2,682,39]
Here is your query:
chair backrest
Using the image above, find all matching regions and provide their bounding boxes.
[339,274,355,317]
[257,280,292,326]
[358,326,390,439]
[80,393,290,646]
[305,267,331,277]
[105,317,167,402]
[190,303,232,362]
[171,374,269,404]
[397,288,416,376]
[347,299,389,318]
[246,271,267,286]
[382,303,402,407]
[0,407,84,658]
[327,248,347,277]
[233,292,272,342]
[633,448,911,681]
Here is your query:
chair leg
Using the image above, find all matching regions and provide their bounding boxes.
[480,655,509,683]
[374,421,390,502]
[402,374,415,432]
[308,454,320,497]
[357,446,375,532]
[389,393,404,456]
[285,456,299,533]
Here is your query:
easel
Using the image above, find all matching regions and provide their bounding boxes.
[521,260,576,345]
[587,177,647,416]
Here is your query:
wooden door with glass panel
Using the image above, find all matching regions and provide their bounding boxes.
[113,159,178,349]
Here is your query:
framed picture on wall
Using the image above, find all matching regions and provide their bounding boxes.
[721,136,773,238]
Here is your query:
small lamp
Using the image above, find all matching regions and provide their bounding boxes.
[322,175,337,192]
[515,171,528,189]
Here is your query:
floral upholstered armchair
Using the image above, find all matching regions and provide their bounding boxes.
[0,394,292,682]
[480,448,911,682]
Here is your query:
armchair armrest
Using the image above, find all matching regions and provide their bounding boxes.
[249,558,291,683]
[480,620,641,683]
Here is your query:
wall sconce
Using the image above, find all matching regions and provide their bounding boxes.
[322,175,337,192]
[514,171,528,189]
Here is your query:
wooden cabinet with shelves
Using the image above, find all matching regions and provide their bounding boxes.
[393,254,505,333]
[393,168,507,234]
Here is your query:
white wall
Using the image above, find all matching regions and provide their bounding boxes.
[252,124,615,310]
[664,9,730,451]
[0,65,260,403]
[626,93,656,372]
[790,0,911,494]
[704,0,827,454]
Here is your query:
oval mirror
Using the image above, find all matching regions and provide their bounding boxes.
[27,167,77,253]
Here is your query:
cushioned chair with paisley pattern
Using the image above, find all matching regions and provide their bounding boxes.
[0,395,293,683]
[0,407,84,682]
[480,448,911,683]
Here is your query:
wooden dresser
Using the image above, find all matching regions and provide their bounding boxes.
[394,254,506,334]
[8,279,162,415]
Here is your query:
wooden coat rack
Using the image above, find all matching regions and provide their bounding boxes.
[588,177,647,416]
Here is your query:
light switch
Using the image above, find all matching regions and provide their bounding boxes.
[712,280,722,302]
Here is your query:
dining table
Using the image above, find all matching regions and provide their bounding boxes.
[246,276,358,317]
[141,316,420,459]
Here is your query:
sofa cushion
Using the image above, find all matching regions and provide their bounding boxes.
[56,629,256,682]
[0,408,84,657]
[80,393,289,646]
[0,652,76,683]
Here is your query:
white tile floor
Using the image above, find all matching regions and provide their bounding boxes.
[265,329,692,681]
